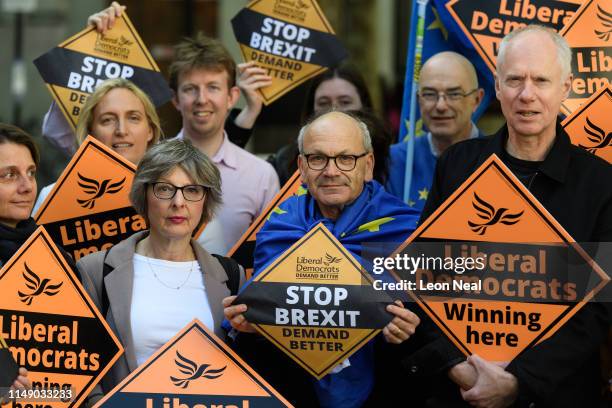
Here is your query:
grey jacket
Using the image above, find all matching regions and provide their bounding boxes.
[76,230,244,402]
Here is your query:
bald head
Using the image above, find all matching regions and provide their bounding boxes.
[417,51,483,150]
[298,111,372,154]
[421,51,479,90]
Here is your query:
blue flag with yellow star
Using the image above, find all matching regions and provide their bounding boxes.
[398,0,495,143]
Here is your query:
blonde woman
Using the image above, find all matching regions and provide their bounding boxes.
[33,78,162,213]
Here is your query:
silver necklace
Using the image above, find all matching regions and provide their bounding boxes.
[145,252,195,290]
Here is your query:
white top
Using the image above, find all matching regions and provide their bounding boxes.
[130,254,214,366]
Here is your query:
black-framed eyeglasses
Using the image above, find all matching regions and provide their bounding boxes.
[303,152,369,171]
[150,182,207,202]
[419,88,479,103]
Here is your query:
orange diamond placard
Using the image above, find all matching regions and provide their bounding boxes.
[227,171,303,276]
[232,0,347,104]
[34,136,146,261]
[561,0,612,115]
[390,154,609,362]
[0,226,123,407]
[94,319,292,407]
[446,0,581,74]
[235,223,393,379]
[33,12,171,129]
[562,84,612,163]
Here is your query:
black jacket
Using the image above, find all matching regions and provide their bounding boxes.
[397,120,611,408]
[0,218,38,267]
[0,217,77,274]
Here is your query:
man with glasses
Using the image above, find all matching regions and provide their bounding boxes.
[224,110,422,407]
[386,51,484,211]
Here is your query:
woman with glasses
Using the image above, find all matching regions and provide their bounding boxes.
[76,139,245,404]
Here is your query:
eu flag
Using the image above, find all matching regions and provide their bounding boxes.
[398,0,496,143]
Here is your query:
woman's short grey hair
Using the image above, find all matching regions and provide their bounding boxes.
[129,139,222,231]
[497,25,572,80]
[297,110,373,154]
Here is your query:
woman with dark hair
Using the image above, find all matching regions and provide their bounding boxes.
[269,62,392,186]
[0,124,42,267]
[0,123,41,402]
[300,62,373,122]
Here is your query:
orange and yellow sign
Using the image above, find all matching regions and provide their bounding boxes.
[562,85,612,163]
[446,0,581,74]
[390,155,609,362]
[0,227,123,407]
[34,136,146,261]
[33,13,171,128]
[232,0,347,104]
[94,319,292,407]
[228,171,303,276]
[560,0,612,114]
[235,223,392,379]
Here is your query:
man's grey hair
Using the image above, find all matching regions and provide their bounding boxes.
[129,139,222,231]
[497,25,572,80]
[297,110,373,154]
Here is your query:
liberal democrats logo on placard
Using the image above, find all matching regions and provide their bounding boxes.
[595,5,612,41]
[18,263,63,306]
[323,253,342,266]
[579,116,611,153]
[170,351,227,389]
[77,173,126,209]
[467,192,523,235]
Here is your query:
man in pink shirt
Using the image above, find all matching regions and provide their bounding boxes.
[169,33,279,254]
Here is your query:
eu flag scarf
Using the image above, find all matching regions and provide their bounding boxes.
[253,181,419,408]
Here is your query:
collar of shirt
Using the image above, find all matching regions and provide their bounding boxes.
[175,130,238,170]
[427,122,480,158]
[211,133,238,170]
[477,117,570,183]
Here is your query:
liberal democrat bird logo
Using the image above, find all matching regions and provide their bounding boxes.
[76,173,126,209]
[578,117,611,154]
[170,351,227,389]
[594,5,612,41]
[118,35,134,46]
[18,263,63,306]
[467,192,524,235]
[323,253,342,266]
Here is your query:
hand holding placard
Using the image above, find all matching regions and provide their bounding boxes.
[232,223,395,379]
[234,61,273,129]
[381,300,420,345]
[222,295,257,334]
[87,1,126,34]
[0,367,31,406]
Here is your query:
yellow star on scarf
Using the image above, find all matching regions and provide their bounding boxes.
[427,6,448,41]
[418,188,429,201]
[403,118,424,142]
[408,200,416,207]
[266,206,287,220]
